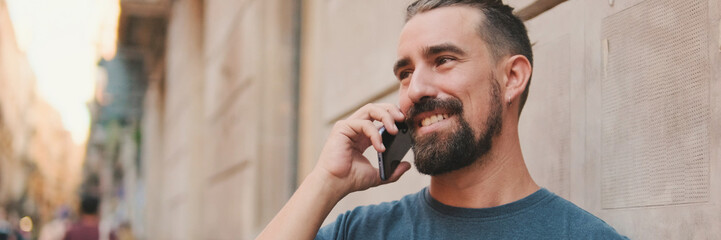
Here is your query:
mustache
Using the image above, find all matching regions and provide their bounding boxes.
[405,97,464,125]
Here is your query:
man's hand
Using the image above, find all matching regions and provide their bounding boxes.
[315,103,412,195]
[257,103,412,240]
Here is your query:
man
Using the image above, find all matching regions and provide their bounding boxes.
[259,0,627,239]
[64,195,116,240]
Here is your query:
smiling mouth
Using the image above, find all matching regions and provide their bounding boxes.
[419,113,451,127]
[407,97,464,130]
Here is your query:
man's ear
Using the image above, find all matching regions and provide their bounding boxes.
[502,55,532,105]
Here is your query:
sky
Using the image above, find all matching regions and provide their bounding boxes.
[6,0,120,144]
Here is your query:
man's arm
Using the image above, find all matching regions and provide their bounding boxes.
[256,103,411,240]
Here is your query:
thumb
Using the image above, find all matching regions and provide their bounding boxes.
[381,161,412,184]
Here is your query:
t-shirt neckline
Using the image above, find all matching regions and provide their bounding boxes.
[421,187,553,219]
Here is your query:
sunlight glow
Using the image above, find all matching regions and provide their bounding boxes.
[19,216,33,232]
[6,0,121,144]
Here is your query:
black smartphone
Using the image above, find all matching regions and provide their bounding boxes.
[377,122,412,180]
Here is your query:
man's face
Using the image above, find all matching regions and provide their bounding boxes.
[395,6,504,175]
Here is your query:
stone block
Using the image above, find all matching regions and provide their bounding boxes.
[519,34,572,199]
[165,0,203,80]
[318,1,408,122]
[202,164,256,239]
[203,0,251,60]
[505,0,536,10]
[204,0,262,121]
[206,83,259,177]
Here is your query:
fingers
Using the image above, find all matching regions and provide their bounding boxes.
[331,103,404,154]
[348,103,405,135]
[382,161,411,183]
[341,119,385,153]
[319,103,411,194]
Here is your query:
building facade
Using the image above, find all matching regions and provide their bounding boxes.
[0,0,84,230]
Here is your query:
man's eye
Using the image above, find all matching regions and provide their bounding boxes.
[399,71,412,80]
[436,57,455,65]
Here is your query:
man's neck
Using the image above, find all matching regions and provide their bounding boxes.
[428,130,539,209]
[80,214,100,226]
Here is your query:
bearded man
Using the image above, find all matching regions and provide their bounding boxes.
[259,0,627,239]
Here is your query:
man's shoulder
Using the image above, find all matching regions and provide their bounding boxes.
[539,191,628,239]
[316,189,427,240]
[342,188,424,220]
[318,188,628,239]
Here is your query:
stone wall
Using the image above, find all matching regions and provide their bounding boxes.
[143,0,297,238]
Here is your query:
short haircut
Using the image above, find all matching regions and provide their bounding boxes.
[80,194,100,215]
[406,0,533,115]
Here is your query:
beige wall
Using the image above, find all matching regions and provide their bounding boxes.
[143,0,297,238]
[522,0,721,238]
[582,0,720,238]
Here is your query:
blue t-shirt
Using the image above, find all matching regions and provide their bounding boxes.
[316,188,628,239]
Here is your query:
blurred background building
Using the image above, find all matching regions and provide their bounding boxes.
[1,0,84,238]
[1,0,720,239]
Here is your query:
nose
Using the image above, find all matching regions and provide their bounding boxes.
[406,66,438,103]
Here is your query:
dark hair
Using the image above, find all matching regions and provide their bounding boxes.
[80,194,100,215]
[406,0,533,115]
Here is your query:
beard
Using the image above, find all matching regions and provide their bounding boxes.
[406,80,503,176]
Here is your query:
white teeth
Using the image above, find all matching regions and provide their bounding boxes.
[421,114,449,127]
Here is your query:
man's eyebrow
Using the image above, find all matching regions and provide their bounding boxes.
[393,58,411,75]
[393,43,466,75]
[424,43,467,58]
